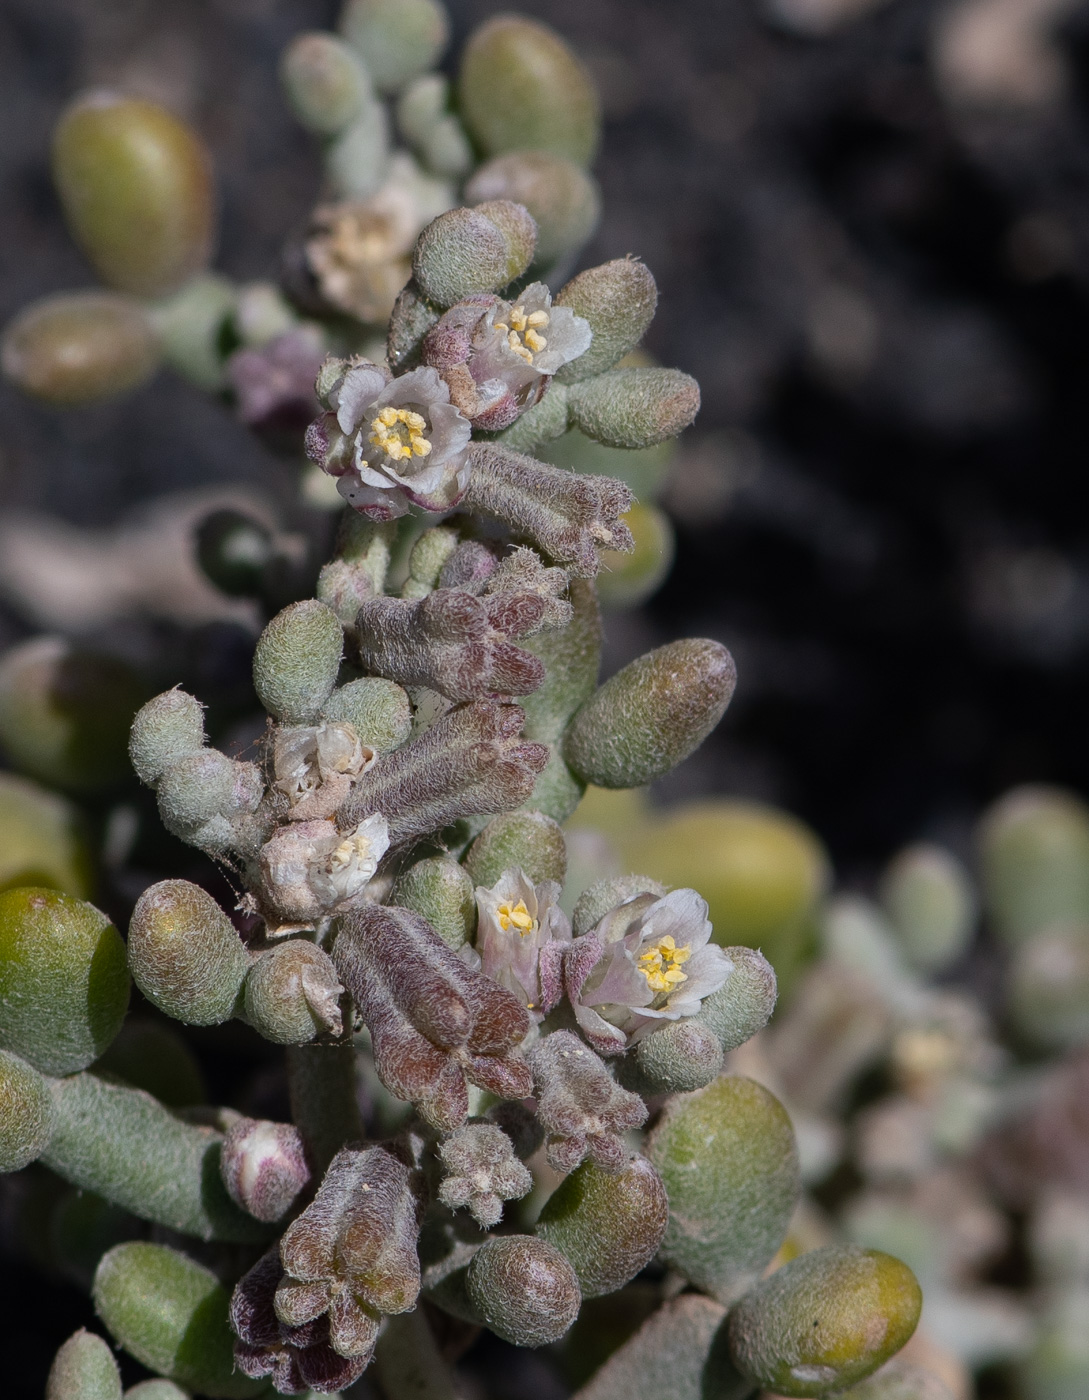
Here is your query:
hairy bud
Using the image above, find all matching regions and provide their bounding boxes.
[387,280,441,372]
[390,856,476,949]
[334,903,532,1131]
[0,1048,55,1172]
[458,16,600,166]
[464,809,567,887]
[129,880,246,1026]
[528,1031,647,1174]
[572,875,666,937]
[94,1243,261,1398]
[536,1155,668,1298]
[129,689,206,788]
[463,442,634,578]
[220,1116,311,1223]
[565,639,736,789]
[647,1076,800,1302]
[53,93,213,298]
[339,700,548,846]
[0,888,128,1075]
[466,1235,581,1346]
[244,939,344,1045]
[727,1245,922,1397]
[412,202,537,307]
[155,749,264,856]
[466,151,600,267]
[339,0,449,93]
[1,291,160,406]
[254,600,344,725]
[280,32,373,136]
[354,589,547,701]
[321,677,412,754]
[568,367,700,450]
[45,1329,122,1400]
[622,1017,724,1095]
[437,1121,533,1227]
[555,260,658,383]
[696,944,778,1052]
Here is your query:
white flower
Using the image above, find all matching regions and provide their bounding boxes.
[473,867,571,1021]
[259,813,390,932]
[272,722,375,822]
[572,888,732,1048]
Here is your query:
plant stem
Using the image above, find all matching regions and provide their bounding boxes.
[286,1039,364,1174]
[374,1309,459,1400]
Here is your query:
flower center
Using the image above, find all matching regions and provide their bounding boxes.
[637,934,691,993]
[328,830,374,874]
[369,406,433,462]
[496,899,536,935]
[495,305,549,364]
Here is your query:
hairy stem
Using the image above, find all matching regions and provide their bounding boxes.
[286,1039,364,1174]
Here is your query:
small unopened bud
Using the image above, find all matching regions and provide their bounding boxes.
[555,259,658,383]
[128,880,246,1026]
[528,1030,647,1174]
[466,151,600,268]
[53,92,214,298]
[568,367,701,449]
[727,1245,922,1396]
[466,1235,581,1346]
[390,856,475,950]
[280,32,372,136]
[458,16,600,166]
[387,281,441,373]
[536,1155,668,1298]
[244,940,344,1044]
[154,749,263,855]
[0,1048,55,1172]
[339,0,450,93]
[322,677,412,754]
[572,876,666,937]
[0,888,129,1076]
[437,1121,532,1227]
[220,1116,311,1223]
[129,688,205,788]
[46,1329,122,1400]
[253,600,344,725]
[464,809,567,887]
[412,202,536,308]
[696,945,778,1052]
[1,292,160,406]
[622,1017,724,1095]
[565,639,736,789]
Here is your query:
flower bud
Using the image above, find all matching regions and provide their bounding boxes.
[154,750,263,855]
[339,0,450,93]
[647,1076,800,1301]
[390,856,475,949]
[879,843,975,974]
[53,92,214,298]
[529,1030,647,1174]
[621,1017,724,1094]
[1008,922,1089,1050]
[458,16,601,166]
[94,1243,264,1398]
[387,280,441,372]
[1,291,160,406]
[568,367,700,449]
[536,1156,668,1298]
[464,809,567,887]
[979,785,1089,945]
[572,876,666,937]
[280,32,373,135]
[46,1329,122,1400]
[555,260,658,383]
[727,1245,922,1396]
[128,880,245,1027]
[253,600,344,725]
[325,100,391,200]
[0,888,128,1075]
[412,202,537,308]
[219,1116,311,1223]
[148,272,236,390]
[564,640,735,790]
[466,1236,581,1346]
[696,944,778,1051]
[0,1048,55,1172]
[129,689,206,789]
[243,940,344,1044]
[0,636,147,794]
[466,152,601,267]
[321,677,412,754]
[438,1121,532,1227]
[595,503,675,610]
[0,770,93,898]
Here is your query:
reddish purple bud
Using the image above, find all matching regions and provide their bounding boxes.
[220,1116,311,1223]
[529,1030,647,1174]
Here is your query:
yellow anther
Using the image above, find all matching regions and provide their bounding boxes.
[369,406,433,462]
[496,899,536,935]
[499,304,549,364]
[637,934,691,994]
[329,831,370,872]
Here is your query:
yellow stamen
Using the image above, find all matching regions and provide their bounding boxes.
[369,406,432,462]
[496,899,536,935]
[637,934,691,993]
[498,304,549,365]
[328,832,371,872]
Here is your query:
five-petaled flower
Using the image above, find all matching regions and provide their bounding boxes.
[470,867,571,1022]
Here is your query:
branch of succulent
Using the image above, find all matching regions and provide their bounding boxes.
[0,5,925,1398]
